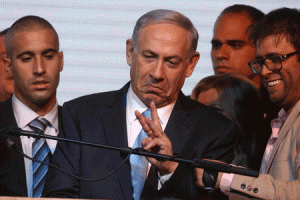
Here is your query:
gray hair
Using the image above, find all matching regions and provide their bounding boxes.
[131,9,198,54]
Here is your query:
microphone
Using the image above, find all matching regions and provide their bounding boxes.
[0,125,23,154]
[0,125,127,182]
[3,126,259,178]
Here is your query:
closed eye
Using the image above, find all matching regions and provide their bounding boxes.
[21,55,32,62]
[142,51,157,61]
[267,56,282,63]
[44,53,54,60]
[227,41,247,50]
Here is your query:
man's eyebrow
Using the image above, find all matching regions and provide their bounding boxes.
[16,48,58,59]
[256,53,280,59]
[211,39,247,45]
[16,51,34,59]
[227,40,247,45]
[265,53,280,57]
[42,48,58,55]
[142,49,182,61]
[211,39,221,44]
[142,49,157,55]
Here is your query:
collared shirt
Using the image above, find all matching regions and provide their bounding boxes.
[220,108,288,196]
[260,108,287,174]
[12,94,59,197]
[126,85,175,188]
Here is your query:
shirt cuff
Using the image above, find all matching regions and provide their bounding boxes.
[220,173,234,196]
[157,171,173,190]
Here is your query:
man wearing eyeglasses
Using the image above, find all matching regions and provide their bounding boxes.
[211,5,280,168]
[196,7,300,200]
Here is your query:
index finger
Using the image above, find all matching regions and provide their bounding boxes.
[135,110,152,135]
[149,101,162,130]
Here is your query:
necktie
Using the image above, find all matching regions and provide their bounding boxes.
[130,109,151,200]
[29,117,50,197]
[260,109,287,174]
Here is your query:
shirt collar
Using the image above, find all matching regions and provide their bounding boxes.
[126,85,175,127]
[12,94,59,131]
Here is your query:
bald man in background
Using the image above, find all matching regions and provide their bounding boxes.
[0,28,13,102]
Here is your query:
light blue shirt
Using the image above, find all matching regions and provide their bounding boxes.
[126,85,175,188]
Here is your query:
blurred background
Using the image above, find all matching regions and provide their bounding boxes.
[1,0,299,104]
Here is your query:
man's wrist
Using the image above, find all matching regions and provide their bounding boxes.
[159,161,178,176]
[220,173,234,196]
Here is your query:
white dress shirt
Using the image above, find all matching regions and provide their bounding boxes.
[12,94,59,197]
[126,85,175,188]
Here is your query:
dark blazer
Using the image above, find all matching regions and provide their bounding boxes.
[0,97,62,197]
[44,83,238,199]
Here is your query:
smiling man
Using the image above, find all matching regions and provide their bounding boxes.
[196,7,300,200]
[45,9,238,200]
[0,16,64,197]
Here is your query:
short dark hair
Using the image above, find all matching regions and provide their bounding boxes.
[131,9,198,55]
[250,8,300,60]
[218,4,265,44]
[5,15,59,57]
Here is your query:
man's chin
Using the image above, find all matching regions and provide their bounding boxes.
[214,68,230,75]
[32,98,50,107]
[269,94,283,107]
[31,93,54,106]
[141,95,167,108]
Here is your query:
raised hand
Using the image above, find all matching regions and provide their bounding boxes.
[135,101,178,175]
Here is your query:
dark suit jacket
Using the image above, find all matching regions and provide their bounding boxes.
[0,97,62,197]
[44,83,238,199]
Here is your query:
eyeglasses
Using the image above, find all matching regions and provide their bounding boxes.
[248,50,300,75]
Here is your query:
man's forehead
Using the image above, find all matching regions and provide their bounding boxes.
[214,13,251,33]
[256,35,294,56]
[138,23,191,52]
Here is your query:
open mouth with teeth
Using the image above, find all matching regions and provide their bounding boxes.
[268,79,282,87]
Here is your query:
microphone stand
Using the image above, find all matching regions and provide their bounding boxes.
[3,127,259,178]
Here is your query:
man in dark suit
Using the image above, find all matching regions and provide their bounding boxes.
[0,15,64,197]
[45,9,237,199]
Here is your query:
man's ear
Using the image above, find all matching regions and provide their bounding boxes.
[59,51,64,72]
[126,39,135,67]
[4,57,14,79]
[185,51,200,78]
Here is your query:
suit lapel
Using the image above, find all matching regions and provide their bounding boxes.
[266,101,300,173]
[57,105,63,138]
[0,98,22,147]
[100,83,133,200]
[164,92,193,154]
[142,92,195,199]
[0,98,27,196]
